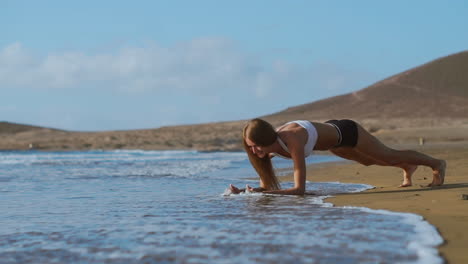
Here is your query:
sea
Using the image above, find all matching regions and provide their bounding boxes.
[0,150,443,264]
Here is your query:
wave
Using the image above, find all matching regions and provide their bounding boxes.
[222,181,443,264]
[0,150,249,182]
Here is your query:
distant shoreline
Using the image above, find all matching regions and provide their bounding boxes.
[2,122,468,152]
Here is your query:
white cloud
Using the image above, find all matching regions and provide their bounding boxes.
[0,39,266,94]
[0,40,378,130]
[0,40,374,97]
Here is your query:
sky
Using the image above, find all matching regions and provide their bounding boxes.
[1,0,467,131]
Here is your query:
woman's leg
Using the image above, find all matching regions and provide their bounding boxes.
[330,147,419,187]
[330,123,446,186]
[352,123,446,187]
[330,147,379,166]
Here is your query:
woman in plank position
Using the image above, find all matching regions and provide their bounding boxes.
[230,118,446,195]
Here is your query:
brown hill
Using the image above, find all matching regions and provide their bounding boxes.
[263,51,468,126]
[0,122,62,134]
[1,51,468,151]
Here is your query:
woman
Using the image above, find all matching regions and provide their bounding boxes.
[229,118,446,195]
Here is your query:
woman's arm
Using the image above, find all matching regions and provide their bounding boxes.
[262,162,306,195]
[263,134,307,195]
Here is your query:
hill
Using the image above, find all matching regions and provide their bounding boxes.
[262,51,468,126]
[0,122,62,134]
[1,51,468,151]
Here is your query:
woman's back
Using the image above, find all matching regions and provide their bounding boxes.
[312,122,341,151]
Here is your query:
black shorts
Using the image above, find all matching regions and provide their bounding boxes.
[325,119,359,148]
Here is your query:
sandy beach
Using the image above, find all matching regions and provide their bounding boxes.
[279,142,468,264]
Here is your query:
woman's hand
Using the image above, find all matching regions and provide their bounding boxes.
[246,184,266,193]
[245,184,258,193]
[229,184,242,194]
[229,184,263,194]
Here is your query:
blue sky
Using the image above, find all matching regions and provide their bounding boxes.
[1,0,467,131]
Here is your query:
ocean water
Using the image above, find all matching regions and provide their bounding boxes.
[0,150,443,264]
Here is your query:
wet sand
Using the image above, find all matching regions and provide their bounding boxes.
[279,142,468,264]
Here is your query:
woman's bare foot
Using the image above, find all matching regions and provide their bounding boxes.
[399,165,418,187]
[428,160,446,187]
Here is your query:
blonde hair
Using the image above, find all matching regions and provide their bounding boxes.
[242,118,281,190]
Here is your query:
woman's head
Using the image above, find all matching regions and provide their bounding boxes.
[243,118,277,146]
[242,118,280,190]
[243,118,277,158]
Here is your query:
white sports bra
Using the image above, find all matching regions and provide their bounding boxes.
[273,120,318,159]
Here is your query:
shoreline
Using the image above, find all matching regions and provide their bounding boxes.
[278,143,468,264]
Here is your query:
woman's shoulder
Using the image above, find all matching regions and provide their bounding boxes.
[277,120,299,129]
[277,122,307,142]
[277,120,309,131]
